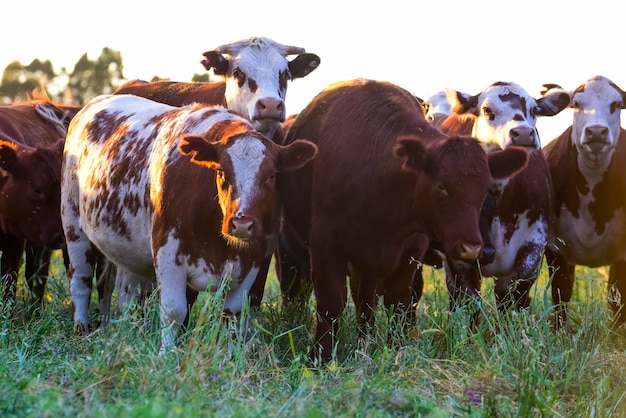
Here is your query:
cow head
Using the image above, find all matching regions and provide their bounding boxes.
[0,138,65,247]
[446,81,570,150]
[422,91,452,125]
[178,132,317,249]
[394,136,529,260]
[569,75,626,171]
[201,37,321,137]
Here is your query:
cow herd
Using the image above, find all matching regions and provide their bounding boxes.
[0,36,625,362]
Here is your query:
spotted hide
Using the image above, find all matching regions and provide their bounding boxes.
[276,79,529,361]
[62,94,317,352]
[435,81,570,318]
[113,36,320,140]
[0,99,81,307]
[543,75,626,327]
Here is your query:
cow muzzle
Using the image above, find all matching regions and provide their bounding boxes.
[509,126,538,149]
[456,241,483,261]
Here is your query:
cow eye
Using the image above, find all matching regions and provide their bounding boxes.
[483,107,495,121]
[436,182,448,195]
[610,101,622,113]
[572,101,580,109]
[232,68,246,84]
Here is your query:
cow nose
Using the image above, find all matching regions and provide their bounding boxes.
[255,98,284,121]
[509,126,536,148]
[230,216,254,238]
[585,125,609,142]
[457,242,483,261]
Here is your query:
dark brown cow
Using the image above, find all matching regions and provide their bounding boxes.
[113,36,320,140]
[62,94,317,351]
[434,82,570,318]
[276,79,530,361]
[0,99,80,307]
[543,75,626,328]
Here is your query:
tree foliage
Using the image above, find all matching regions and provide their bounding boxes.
[0,47,211,105]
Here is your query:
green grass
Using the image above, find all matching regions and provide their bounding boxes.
[1,251,625,417]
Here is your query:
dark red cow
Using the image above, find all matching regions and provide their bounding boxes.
[113,36,320,140]
[543,75,626,328]
[434,82,570,317]
[0,98,81,307]
[277,79,529,360]
[62,94,317,351]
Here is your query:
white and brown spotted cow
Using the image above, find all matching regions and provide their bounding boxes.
[61,94,317,351]
[435,81,570,318]
[543,75,626,328]
[114,36,320,141]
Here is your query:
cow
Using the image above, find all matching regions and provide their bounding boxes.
[421,91,452,125]
[276,78,530,361]
[61,94,317,352]
[434,81,570,319]
[113,36,320,140]
[542,75,626,329]
[0,98,81,309]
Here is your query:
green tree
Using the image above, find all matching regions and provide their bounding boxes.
[67,47,124,105]
[0,59,56,103]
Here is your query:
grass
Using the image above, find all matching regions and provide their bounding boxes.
[1,251,625,417]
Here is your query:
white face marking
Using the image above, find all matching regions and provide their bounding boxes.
[226,136,267,215]
[571,76,623,172]
[223,40,289,131]
[423,91,452,122]
[472,83,541,150]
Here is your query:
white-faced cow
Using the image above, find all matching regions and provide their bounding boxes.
[0,98,81,308]
[434,81,570,318]
[276,79,529,361]
[542,75,626,328]
[421,91,452,125]
[61,94,317,351]
[113,36,320,141]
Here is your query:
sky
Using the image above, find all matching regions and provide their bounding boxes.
[3,0,624,143]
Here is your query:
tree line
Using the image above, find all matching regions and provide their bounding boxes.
[0,47,210,105]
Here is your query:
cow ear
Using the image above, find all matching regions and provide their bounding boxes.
[0,140,20,174]
[487,146,529,180]
[535,89,571,116]
[201,51,229,75]
[393,135,428,172]
[446,88,478,115]
[277,139,318,172]
[288,53,321,79]
[178,134,220,169]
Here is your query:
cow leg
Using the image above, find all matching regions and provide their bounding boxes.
[116,268,154,317]
[545,246,574,329]
[275,225,311,305]
[67,242,100,334]
[348,266,377,339]
[156,270,188,352]
[479,193,496,265]
[0,233,26,307]
[384,260,417,339]
[94,253,116,329]
[495,243,542,312]
[608,260,626,327]
[24,242,52,307]
[310,230,348,362]
[445,258,482,327]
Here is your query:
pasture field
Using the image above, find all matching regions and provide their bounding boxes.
[1,252,625,417]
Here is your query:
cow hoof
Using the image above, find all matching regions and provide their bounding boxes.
[73,322,88,336]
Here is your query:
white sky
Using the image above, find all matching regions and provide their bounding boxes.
[2,0,623,143]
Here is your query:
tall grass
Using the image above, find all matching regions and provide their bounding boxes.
[1,251,625,417]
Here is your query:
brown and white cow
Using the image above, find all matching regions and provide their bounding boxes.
[113,36,320,140]
[61,94,317,351]
[276,79,529,361]
[421,91,452,125]
[543,75,626,328]
[0,99,80,307]
[434,81,570,317]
